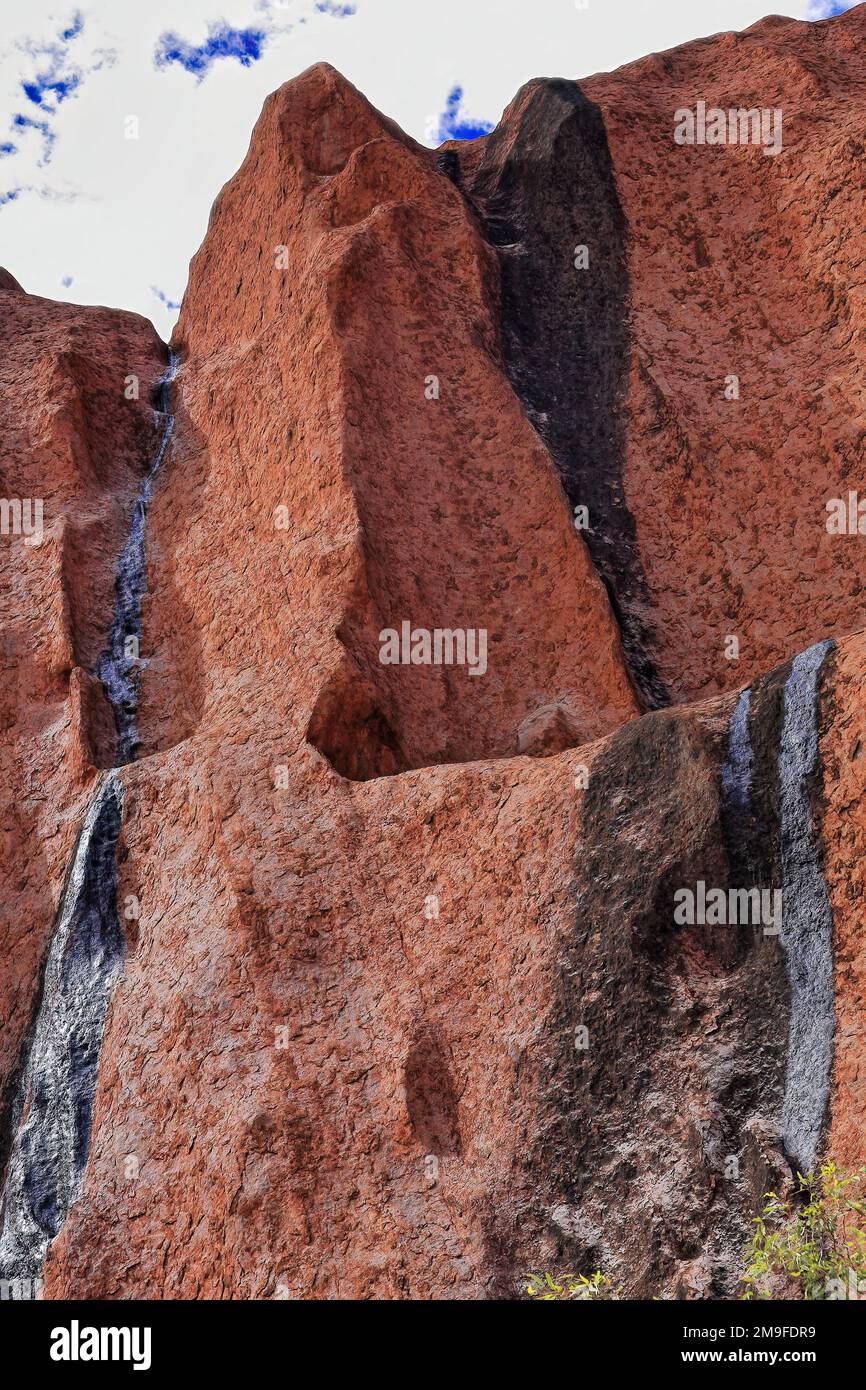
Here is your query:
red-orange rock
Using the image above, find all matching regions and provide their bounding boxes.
[817,633,866,1174]
[0,275,163,1154]
[450,5,866,707]
[1,5,865,1303]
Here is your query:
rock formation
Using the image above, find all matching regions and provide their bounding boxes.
[0,5,864,1299]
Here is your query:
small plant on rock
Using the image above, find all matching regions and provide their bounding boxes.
[524,1269,618,1300]
[742,1162,866,1300]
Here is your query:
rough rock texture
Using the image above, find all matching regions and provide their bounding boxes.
[452,5,866,706]
[153,63,638,777]
[0,771,124,1286]
[817,633,866,1175]
[0,276,163,1188]
[2,5,866,1301]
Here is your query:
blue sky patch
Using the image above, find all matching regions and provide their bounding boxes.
[14,10,95,114]
[2,9,113,175]
[59,12,84,43]
[316,2,357,15]
[0,182,78,210]
[22,72,82,109]
[806,0,860,15]
[433,86,494,142]
[151,286,181,311]
[11,113,56,165]
[154,23,268,80]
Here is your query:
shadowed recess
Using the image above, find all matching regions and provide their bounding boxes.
[404,1027,461,1157]
[459,79,669,710]
[96,352,178,765]
[306,656,408,782]
[527,707,789,1296]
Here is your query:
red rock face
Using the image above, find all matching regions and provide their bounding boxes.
[0,275,163,1157]
[450,7,866,708]
[817,633,866,1174]
[2,6,866,1301]
[583,12,866,705]
[154,63,638,779]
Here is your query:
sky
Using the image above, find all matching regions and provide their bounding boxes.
[0,0,860,340]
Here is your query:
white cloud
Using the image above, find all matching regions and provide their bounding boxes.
[0,0,816,341]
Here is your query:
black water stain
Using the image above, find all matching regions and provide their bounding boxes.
[0,774,124,1284]
[456,79,669,710]
[96,352,178,765]
[522,708,789,1296]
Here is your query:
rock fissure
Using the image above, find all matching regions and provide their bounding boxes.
[1,4,865,1299]
[0,772,125,1289]
[0,352,177,1292]
[96,352,179,766]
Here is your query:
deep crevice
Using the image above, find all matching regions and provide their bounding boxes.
[95,352,179,766]
[456,79,669,711]
[0,351,177,1294]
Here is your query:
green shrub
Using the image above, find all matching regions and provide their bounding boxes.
[742,1162,866,1300]
[524,1270,617,1301]
[524,1165,866,1301]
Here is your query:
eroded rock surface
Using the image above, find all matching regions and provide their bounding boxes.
[451,5,866,706]
[1,5,865,1301]
[0,277,163,1192]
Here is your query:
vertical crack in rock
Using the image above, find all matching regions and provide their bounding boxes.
[0,352,175,1294]
[458,80,669,710]
[0,772,125,1290]
[721,689,754,860]
[96,351,179,764]
[720,687,769,893]
[721,690,752,809]
[778,640,835,1175]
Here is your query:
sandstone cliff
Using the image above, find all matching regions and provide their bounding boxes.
[1,5,865,1299]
